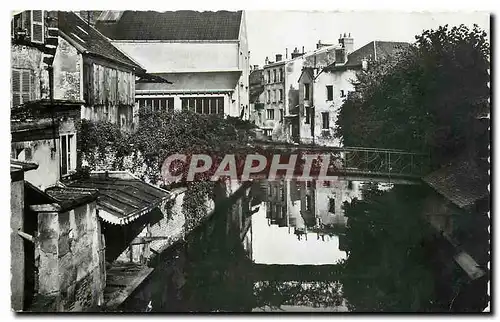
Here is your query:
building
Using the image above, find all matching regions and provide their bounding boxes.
[95,10,250,119]
[249,66,265,134]
[11,11,144,191]
[259,41,341,142]
[10,10,144,311]
[298,37,409,146]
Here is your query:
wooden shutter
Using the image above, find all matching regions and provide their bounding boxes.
[21,70,30,103]
[12,70,21,107]
[31,10,44,43]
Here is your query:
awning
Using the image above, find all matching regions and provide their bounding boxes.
[66,171,171,225]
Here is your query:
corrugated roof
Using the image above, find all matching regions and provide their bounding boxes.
[67,172,170,225]
[136,71,241,93]
[95,10,242,41]
[423,156,489,209]
[58,11,144,71]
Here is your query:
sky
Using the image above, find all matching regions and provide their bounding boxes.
[245,11,490,66]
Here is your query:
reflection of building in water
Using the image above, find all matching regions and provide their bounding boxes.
[260,179,363,240]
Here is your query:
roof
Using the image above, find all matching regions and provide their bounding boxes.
[423,156,489,209]
[136,71,242,93]
[344,41,409,67]
[95,10,243,41]
[66,171,170,225]
[45,186,99,211]
[10,159,38,173]
[57,11,144,71]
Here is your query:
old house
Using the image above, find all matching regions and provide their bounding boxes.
[10,10,144,311]
[95,10,250,119]
[259,41,341,142]
[298,37,409,146]
[11,11,144,191]
[249,66,265,136]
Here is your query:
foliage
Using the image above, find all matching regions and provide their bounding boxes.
[339,184,438,312]
[336,24,489,167]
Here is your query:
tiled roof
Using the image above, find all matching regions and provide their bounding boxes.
[95,10,243,41]
[345,41,409,67]
[45,186,99,210]
[67,171,170,225]
[423,156,489,209]
[58,11,144,71]
[136,71,242,93]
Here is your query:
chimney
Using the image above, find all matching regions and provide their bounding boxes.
[291,47,304,59]
[265,56,269,65]
[316,40,322,49]
[338,32,354,54]
[286,48,288,59]
[302,46,305,53]
[253,65,259,70]
[276,54,283,62]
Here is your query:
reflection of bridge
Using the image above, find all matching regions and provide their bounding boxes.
[250,264,341,282]
[250,141,431,182]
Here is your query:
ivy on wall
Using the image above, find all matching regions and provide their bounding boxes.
[77,110,257,225]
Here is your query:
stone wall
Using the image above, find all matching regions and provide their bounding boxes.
[11,44,49,102]
[53,36,82,101]
[10,177,25,311]
[35,202,105,311]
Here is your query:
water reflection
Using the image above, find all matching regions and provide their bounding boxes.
[251,179,362,265]
[122,179,380,312]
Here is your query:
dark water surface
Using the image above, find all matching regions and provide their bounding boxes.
[121,179,488,313]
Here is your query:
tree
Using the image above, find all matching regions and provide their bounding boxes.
[336,24,489,167]
[339,184,438,312]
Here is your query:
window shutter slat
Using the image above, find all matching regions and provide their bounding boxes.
[22,70,30,93]
[32,10,43,23]
[12,94,21,107]
[32,23,43,43]
[12,70,21,92]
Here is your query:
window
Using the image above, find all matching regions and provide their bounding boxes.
[267,70,271,84]
[12,68,34,107]
[31,10,44,44]
[328,197,336,213]
[347,180,353,190]
[326,85,334,101]
[137,97,175,113]
[180,97,224,115]
[280,68,284,82]
[279,89,283,102]
[273,90,277,103]
[322,112,330,130]
[340,90,346,98]
[323,180,331,187]
[279,109,284,122]
[305,107,311,124]
[267,109,275,120]
[306,195,312,211]
[267,90,271,103]
[304,83,310,100]
[273,70,277,83]
[60,133,76,176]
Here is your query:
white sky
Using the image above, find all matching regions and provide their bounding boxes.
[246,11,490,66]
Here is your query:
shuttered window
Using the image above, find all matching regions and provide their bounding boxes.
[31,10,44,44]
[12,68,34,107]
[137,97,175,113]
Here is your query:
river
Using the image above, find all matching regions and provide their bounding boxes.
[118,178,487,312]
